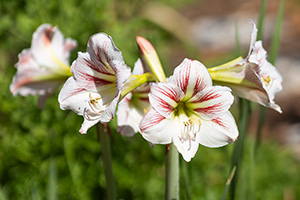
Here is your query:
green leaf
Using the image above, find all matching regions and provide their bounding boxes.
[269,0,285,65]
[257,0,267,41]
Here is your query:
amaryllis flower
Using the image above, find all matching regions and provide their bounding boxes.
[140,58,238,162]
[10,24,77,107]
[117,59,150,136]
[208,20,282,113]
[58,33,131,134]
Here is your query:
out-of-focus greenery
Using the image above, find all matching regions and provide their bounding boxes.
[0,0,300,199]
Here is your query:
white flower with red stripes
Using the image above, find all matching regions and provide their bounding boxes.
[58,33,131,134]
[140,58,238,162]
[10,24,77,107]
[208,20,282,113]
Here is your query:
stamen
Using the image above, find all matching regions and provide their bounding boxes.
[179,117,201,150]
[143,106,150,114]
[88,93,103,113]
[262,76,271,86]
[89,93,102,105]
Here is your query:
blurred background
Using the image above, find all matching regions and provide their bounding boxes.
[0,0,300,199]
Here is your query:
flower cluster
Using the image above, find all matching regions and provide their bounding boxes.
[11,20,282,161]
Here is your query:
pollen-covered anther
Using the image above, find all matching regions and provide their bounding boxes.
[143,106,150,114]
[89,93,102,105]
[262,75,271,86]
[88,93,103,112]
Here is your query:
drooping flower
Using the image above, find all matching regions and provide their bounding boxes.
[10,24,77,107]
[58,33,131,134]
[140,58,238,162]
[117,59,150,136]
[208,20,282,112]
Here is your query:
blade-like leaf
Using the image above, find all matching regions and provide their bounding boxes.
[269,0,285,64]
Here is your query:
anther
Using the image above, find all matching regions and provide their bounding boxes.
[262,76,271,86]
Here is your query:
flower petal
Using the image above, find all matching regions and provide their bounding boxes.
[248,41,267,66]
[132,58,146,75]
[170,58,212,100]
[87,33,131,90]
[80,109,102,134]
[247,19,258,57]
[197,111,238,148]
[260,62,282,100]
[71,51,116,103]
[101,91,120,123]
[59,77,106,133]
[31,24,70,69]
[71,33,131,106]
[63,38,77,59]
[117,93,145,136]
[149,82,184,118]
[187,86,234,120]
[140,108,174,144]
[58,77,91,116]
[173,131,199,162]
[10,50,63,96]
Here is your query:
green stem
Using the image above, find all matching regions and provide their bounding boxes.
[255,106,266,153]
[97,123,116,200]
[165,144,179,200]
[181,159,191,200]
[230,99,251,200]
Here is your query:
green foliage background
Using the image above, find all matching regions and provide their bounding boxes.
[0,0,299,199]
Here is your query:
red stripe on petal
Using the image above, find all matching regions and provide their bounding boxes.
[179,60,191,94]
[190,91,221,104]
[155,96,174,111]
[212,118,227,129]
[62,87,86,101]
[155,85,182,103]
[192,77,207,97]
[193,103,223,115]
[140,109,166,131]
[82,57,114,76]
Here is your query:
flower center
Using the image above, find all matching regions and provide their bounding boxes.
[175,102,201,150]
[88,93,104,113]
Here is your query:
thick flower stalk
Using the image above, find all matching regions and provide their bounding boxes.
[117,59,151,136]
[10,24,77,107]
[208,20,282,113]
[140,58,239,162]
[58,33,131,134]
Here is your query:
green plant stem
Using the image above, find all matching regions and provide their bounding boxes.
[165,144,179,200]
[97,123,116,200]
[230,99,251,200]
[255,106,266,152]
[181,159,191,200]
